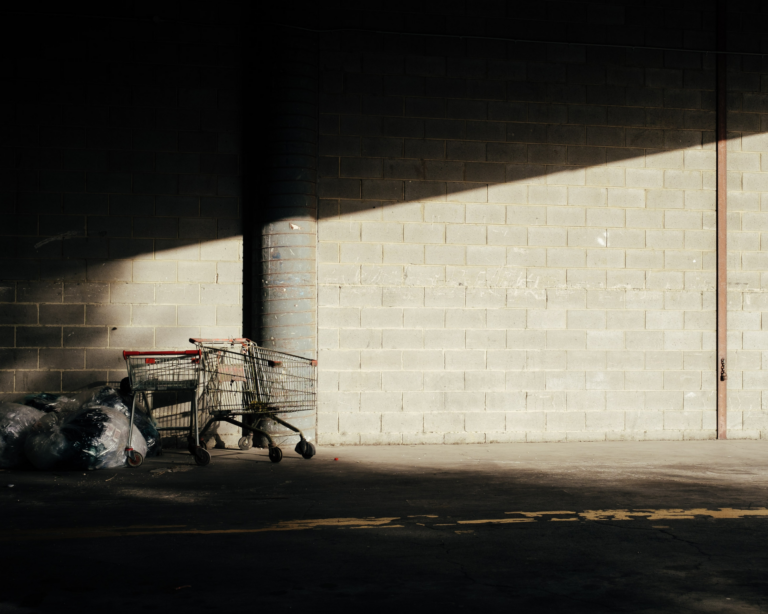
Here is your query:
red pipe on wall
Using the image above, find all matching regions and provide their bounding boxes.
[716,0,728,439]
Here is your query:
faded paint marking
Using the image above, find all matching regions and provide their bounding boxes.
[490,508,768,522]
[0,518,400,542]
[2,509,766,542]
[506,511,576,518]
[578,508,768,521]
[459,518,536,524]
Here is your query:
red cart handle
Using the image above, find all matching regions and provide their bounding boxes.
[123,350,200,360]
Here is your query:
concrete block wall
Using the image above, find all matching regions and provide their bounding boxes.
[725,53,768,439]
[5,0,768,448]
[0,6,243,399]
[311,2,755,445]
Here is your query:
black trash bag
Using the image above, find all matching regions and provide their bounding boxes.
[0,403,45,468]
[72,386,162,458]
[69,386,128,413]
[87,387,129,411]
[24,406,147,471]
[22,393,75,413]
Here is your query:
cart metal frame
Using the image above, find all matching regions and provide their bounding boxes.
[190,338,318,464]
[122,349,209,467]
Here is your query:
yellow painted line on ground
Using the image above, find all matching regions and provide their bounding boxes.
[123,525,187,529]
[458,518,535,525]
[462,508,768,525]
[2,509,767,542]
[580,508,768,521]
[471,508,768,523]
[0,517,400,542]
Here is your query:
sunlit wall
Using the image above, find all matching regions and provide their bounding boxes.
[308,3,768,443]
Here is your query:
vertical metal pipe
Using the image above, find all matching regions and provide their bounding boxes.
[242,19,252,342]
[716,0,728,439]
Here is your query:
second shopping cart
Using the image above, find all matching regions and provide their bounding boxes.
[191,338,317,464]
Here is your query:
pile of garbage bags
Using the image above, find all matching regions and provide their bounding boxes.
[0,385,162,470]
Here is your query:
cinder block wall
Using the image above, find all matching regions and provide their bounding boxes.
[726,52,768,436]
[312,2,768,444]
[0,6,243,399]
[4,1,768,447]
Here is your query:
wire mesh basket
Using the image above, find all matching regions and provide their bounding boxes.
[123,350,200,392]
[190,338,317,463]
[198,341,316,416]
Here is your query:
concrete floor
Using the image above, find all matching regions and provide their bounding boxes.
[2,441,768,613]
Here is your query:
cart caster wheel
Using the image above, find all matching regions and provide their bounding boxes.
[301,442,316,460]
[194,448,211,466]
[294,440,307,455]
[188,438,207,455]
[126,450,144,467]
[238,436,252,451]
[268,447,282,463]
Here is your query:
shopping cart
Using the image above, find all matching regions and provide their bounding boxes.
[122,350,209,467]
[190,338,317,464]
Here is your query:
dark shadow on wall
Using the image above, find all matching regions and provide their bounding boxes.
[0,7,245,394]
[2,2,765,391]
[260,0,766,225]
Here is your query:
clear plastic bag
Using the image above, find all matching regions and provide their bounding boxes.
[24,406,147,471]
[75,386,162,458]
[0,403,45,468]
[127,408,162,458]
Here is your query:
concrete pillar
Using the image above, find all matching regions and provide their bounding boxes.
[248,28,318,448]
[255,29,318,359]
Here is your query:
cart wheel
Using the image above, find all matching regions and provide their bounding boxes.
[126,450,144,467]
[301,442,316,460]
[294,440,307,455]
[238,436,252,451]
[194,448,211,466]
[268,447,282,463]
[188,438,207,455]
